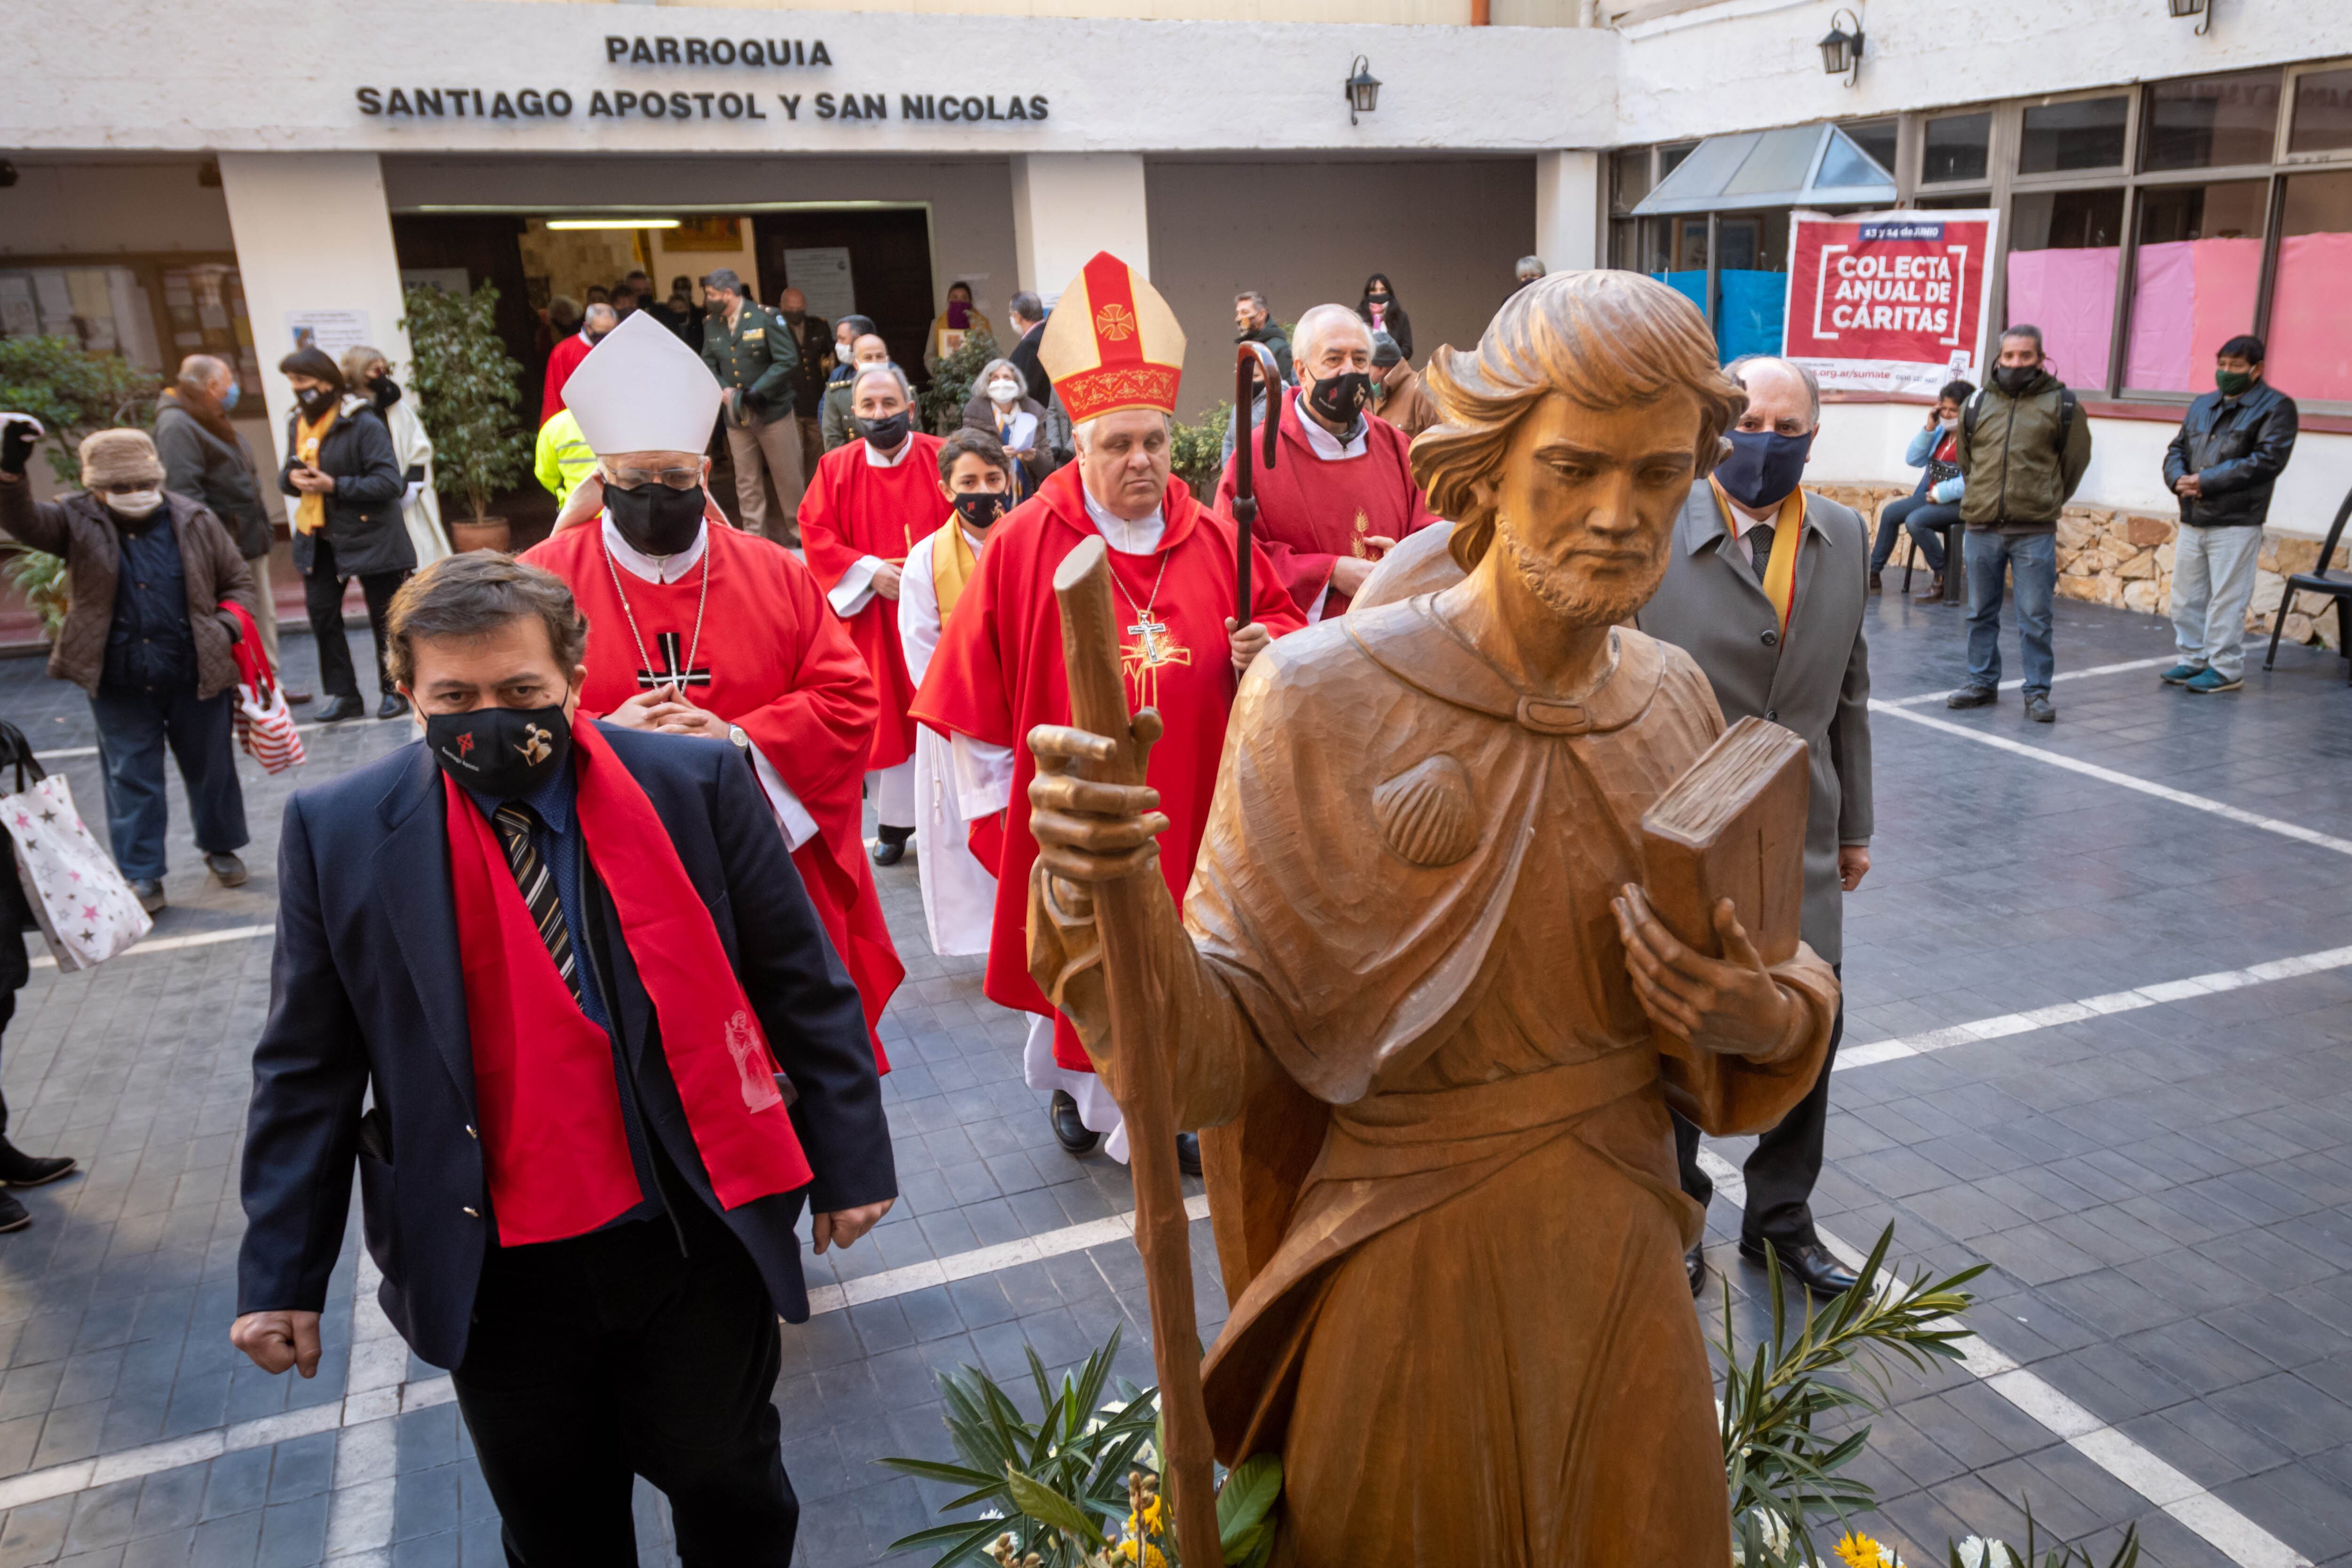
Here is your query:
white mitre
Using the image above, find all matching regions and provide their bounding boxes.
[560,309,723,456]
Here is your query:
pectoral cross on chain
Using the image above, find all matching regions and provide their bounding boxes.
[1120,613,1192,711]
[636,631,713,692]
[1128,614,1172,667]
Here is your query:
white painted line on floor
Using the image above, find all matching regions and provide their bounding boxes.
[1871,700,2352,857]
[27,923,271,971]
[1696,1150,2311,1568]
[804,1192,1212,1316]
[1880,655,2177,708]
[1837,943,2352,1073]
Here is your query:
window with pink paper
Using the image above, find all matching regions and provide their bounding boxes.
[2269,171,2352,406]
[2122,181,2266,395]
[2004,189,2124,391]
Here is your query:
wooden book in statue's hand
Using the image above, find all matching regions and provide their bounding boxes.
[1639,715,1810,970]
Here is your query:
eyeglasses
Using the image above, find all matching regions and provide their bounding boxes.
[605,467,702,491]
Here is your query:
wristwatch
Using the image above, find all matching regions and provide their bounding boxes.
[727,724,750,751]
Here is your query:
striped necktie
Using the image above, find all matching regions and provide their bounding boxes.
[1747,521,1774,578]
[492,802,583,1008]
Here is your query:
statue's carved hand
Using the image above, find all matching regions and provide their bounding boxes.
[1610,884,1796,1058]
[1027,721,1170,906]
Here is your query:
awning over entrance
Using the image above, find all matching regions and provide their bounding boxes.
[1629,122,1895,216]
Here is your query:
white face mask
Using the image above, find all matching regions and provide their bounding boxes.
[104,489,164,518]
[987,380,1020,406]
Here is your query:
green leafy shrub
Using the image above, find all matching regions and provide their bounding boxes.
[399,283,531,525]
[923,330,1000,436]
[1168,401,1230,504]
[0,335,161,486]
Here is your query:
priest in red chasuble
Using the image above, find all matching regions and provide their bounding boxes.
[519,310,902,1066]
[797,364,950,868]
[911,251,1301,1164]
[1216,302,1434,622]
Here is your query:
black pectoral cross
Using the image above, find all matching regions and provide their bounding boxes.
[636,631,713,692]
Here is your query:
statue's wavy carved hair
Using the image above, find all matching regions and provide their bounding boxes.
[1412,271,1745,572]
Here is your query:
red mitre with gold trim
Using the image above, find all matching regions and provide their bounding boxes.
[1038,251,1186,423]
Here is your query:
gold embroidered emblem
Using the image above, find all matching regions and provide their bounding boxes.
[1120,614,1192,711]
[1094,302,1137,342]
[516,724,553,765]
[1351,508,1373,557]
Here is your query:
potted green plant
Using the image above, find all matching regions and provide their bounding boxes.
[0,335,162,640]
[399,282,532,553]
[921,329,999,435]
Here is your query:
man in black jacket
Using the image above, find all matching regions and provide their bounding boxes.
[156,354,310,704]
[278,347,412,722]
[2162,334,2299,695]
[232,554,893,1567]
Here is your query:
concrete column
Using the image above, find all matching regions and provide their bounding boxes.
[1011,153,1150,299]
[1534,150,1603,275]
[218,152,412,468]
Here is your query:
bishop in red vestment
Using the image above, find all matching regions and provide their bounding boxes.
[911,251,1301,1162]
[1216,304,1433,620]
[520,310,903,1065]
[797,364,950,862]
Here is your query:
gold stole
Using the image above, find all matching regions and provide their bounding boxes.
[292,405,340,536]
[1709,479,1805,636]
[930,523,978,621]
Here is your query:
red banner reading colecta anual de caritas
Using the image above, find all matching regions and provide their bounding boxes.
[1783,209,2001,398]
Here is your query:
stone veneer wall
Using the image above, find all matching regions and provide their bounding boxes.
[1808,482,2350,653]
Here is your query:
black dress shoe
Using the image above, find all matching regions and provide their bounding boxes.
[1176,1132,1201,1179]
[204,852,246,887]
[0,1194,29,1234]
[1686,1244,1706,1297]
[1739,1236,1860,1299]
[1049,1090,1101,1156]
[0,1141,75,1188]
[315,694,365,723]
[376,692,410,721]
[871,824,912,867]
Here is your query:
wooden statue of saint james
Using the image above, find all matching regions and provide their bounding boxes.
[1024,270,1843,1565]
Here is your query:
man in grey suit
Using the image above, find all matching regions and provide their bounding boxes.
[1635,354,1873,1301]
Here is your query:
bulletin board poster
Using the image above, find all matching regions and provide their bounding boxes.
[286,309,372,361]
[1783,210,1999,398]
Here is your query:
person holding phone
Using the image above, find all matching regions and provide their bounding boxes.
[278,347,411,723]
[1868,378,1973,600]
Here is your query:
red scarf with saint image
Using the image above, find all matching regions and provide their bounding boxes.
[447,719,812,1244]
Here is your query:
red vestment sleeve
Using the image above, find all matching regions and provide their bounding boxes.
[1245,532,1309,637]
[1216,458,1335,617]
[795,451,863,596]
[967,812,1007,876]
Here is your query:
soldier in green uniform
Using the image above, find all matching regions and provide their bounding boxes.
[699,267,804,545]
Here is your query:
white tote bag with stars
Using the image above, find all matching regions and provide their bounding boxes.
[1,737,151,973]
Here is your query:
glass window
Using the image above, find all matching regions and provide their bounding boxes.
[2019,97,2128,174]
[2142,70,2282,171]
[2124,181,2266,392]
[1915,193,1992,210]
[1843,119,1898,178]
[1659,142,1697,178]
[0,265,162,370]
[1610,148,1652,215]
[2005,188,2126,390]
[2289,66,2352,156]
[2269,170,2352,403]
[1923,113,1992,183]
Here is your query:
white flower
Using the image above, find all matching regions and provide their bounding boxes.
[1730,1510,1792,1565]
[1955,1538,2009,1568]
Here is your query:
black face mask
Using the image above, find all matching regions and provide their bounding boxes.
[1714,429,1815,512]
[855,410,911,451]
[370,375,401,411]
[605,481,707,557]
[782,309,806,325]
[1367,292,1391,307]
[1994,364,2041,396]
[295,385,339,420]
[1307,371,1373,427]
[952,490,1009,532]
[424,701,571,801]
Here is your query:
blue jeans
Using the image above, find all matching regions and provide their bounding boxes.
[1876,496,1963,574]
[1963,530,2057,696]
[89,685,248,881]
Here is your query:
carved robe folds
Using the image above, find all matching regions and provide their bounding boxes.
[1032,597,1839,1568]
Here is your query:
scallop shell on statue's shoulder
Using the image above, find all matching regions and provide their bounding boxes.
[1372,753,1478,868]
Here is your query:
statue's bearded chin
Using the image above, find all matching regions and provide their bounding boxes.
[1496,521,1656,628]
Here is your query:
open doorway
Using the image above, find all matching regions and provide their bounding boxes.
[752,208,936,393]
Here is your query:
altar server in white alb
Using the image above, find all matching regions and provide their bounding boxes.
[899,429,1014,958]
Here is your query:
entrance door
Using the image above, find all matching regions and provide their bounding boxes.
[752,208,935,391]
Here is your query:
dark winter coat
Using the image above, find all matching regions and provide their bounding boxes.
[0,482,256,700]
[154,394,273,559]
[279,397,412,579]
[2163,381,2299,530]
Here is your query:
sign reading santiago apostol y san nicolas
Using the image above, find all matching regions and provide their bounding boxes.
[355,34,1051,125]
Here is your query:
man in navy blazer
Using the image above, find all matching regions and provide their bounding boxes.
[232,553,893,1567]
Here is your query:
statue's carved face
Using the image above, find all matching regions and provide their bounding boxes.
[1485,389,1703,627]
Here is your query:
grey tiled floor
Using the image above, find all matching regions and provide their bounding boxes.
[0,587,2348,1566]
